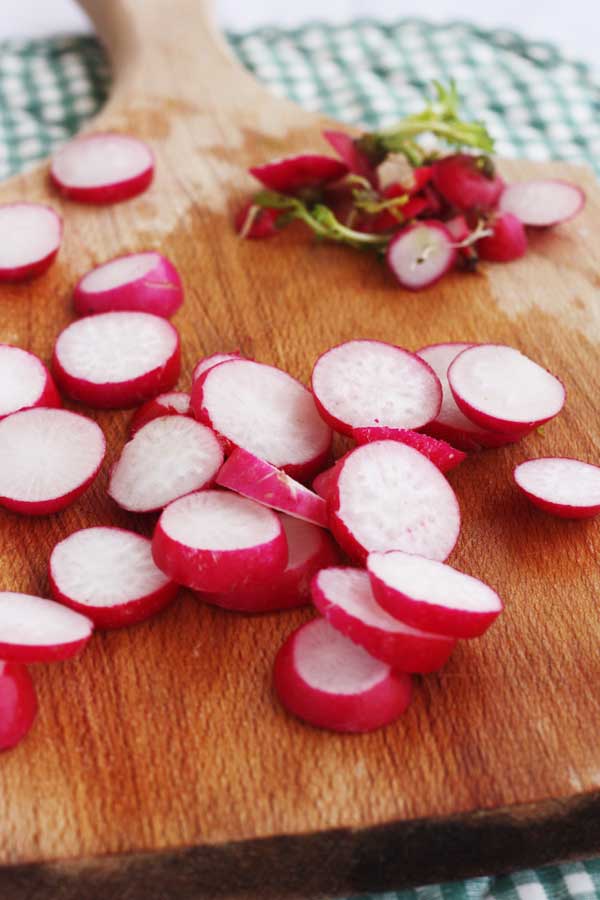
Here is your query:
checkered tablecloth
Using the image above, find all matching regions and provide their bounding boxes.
[0,17,598,900]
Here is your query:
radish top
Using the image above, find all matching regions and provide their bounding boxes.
[294,618,389,694]
[0,346,47,416]
[79,252,161,293]
[158,490,282,550]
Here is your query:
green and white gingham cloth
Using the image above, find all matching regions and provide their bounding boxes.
[0,18,599,900]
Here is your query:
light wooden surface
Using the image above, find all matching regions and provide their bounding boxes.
[1,1,599,897]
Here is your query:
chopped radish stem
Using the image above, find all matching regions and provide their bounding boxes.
[51,132,154,204]
[0,345,61,420]
[73,252,183,317]
[129,391,191,436]
[192,351,243,383]
[0,663,37,751]
[499,180,585,227]
[432,154,504,211]
[477,213,527,262]
[0,203,62,282]
[386,221,456,290]
[250,154,347,193]
[514,457,600,519]
[352,426,466,473]
[0,592,93,663]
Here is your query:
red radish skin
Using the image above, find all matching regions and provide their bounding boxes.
[352,426,466,473]
[514,457,600,519]
[323,130,378,187]
[0,592,93,663]
[192,351,243,383]
[235,202,281,239]
[0,408,105,515]
[312,458,347,503]
[0,345,61,420]
[0,203,62,282]
[477,213,527,262]
[73,252,183,318]
[50,132,154,204]
[311,339,442,436]
[129,391,191,436]
[311,568,456,673]
[273,617,412,733]
[250,154,347,193]
[499,179,585,227]
[0,663,37,751]
[152,490,287,593]
[53,311,180,409]
[432,154,504,211]
[216,448,328,528]
[49,527,179,628]
[368,550,503,639]
[386,221,457,290]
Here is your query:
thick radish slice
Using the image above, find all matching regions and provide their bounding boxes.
[0,408,105,515]
[192,351,243,383]
[0,592,93,663]
[499,180,585,227]
[0,345,61,420]
[109,416,223,513]
[192,359,332,482]
[73,252,182,318]
[152,490,287,593]
[330,441,460,563]
[216,447,328,527]
[49,527,179,628]
[368,550,503,639]
[0,203,62,282]
[311,340,442,436]
[273,617,412,733]
[448,344,565,434]
[129,391,191,436]
[352,426,466,473]
[312,567,456,672]
[477,212,527,262]
[250,154,347,193]
[53,311,180,409]
[50,132,154,204]
[514,457,600,519]
[386,221,456,290]
[0,663,37,751]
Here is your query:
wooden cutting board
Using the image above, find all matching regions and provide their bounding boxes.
[1,1,599,897]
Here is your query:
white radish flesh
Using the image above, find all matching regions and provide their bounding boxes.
[192,351,243,383]
[0,345,60,420]
[51,132,154,204]
[386,221,456,290]
[0,592,93,663]
[499,180,585,227]
[0,203,62,282]
[129,391,191,436]
[514,457,600,519]
[73,252,183,317]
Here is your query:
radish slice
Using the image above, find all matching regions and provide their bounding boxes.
[216,448,328,528]
[312,461,344,503]
[250,154,347,193]
[53,311,180,409]
[273,617,412,733]
[50,132,154,204]
[368,550,503,639]
[386,221,456,290]
[0,663,37,751]
[0,408,105,515]
[330,441,460,563]
[514,457,600,519]
[49,527,179,628]
[129,391,191,436]
[311,568,456,672]
[192,359,332,482]
[152,490,287,592]
[352,426,466,473]
[0,345,61,420]
[192,351,243,383]
[109,416,223,513]
[477,212,527,262]
[448,344,565,434]
[201,515,339,613]
[311,340,442,436]
[73,252,183,318]
[0,203,62,282]
[0,592,93,663]
[499,180,585,227]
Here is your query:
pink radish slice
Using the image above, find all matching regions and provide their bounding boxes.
[311,568,456,672]
[129,391,191,436]
[0,203,62,282]
[386,221,456,290]
[49,527,179,628]
[273,617,412,733]
[201,515,339,613]
[330,440,460,563]
[53,311,180,409]
[311,340,442,436]
[352,426,466,473]
[499,180,585,227]
[312,461,344,503]
[0,408,105,515]
[192,359,332,482]
[192,351,243,383]
[73,252,182,317]
[109,415,223,513]
[0,592,93,663]
[368,550,503,639]
[448,344,565,435]
[0,345,61,420]
[477,212,527,262]
[249,154,347,193]
[514,457,600,519]
[152,490,287,592]
[216,447,328,528]
[0,662,37,751]
[50,132,154,204]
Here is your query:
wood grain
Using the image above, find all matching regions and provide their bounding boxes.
[1,1,600,896]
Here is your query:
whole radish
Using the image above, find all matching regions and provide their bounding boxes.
[432,154,504,211]
[477,213,527,262]
[250,154,347,193]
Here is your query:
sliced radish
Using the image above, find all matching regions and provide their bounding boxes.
[152,490,287,592]
[0,408,105,515]
[432,154,504,211]
[312,460,345,503]
[499,180,585,227]
[352,426,466,473]
[250,154,347,193]
[109,415,223,513]
[273,617,412,733]
[129,391,191,436]
[192,359,332,482]
[49,527,179,628]
[192,351,243,383]
[53,311,180,409]
[73,252,183,318]
[50,132,154,204]
[448,344,565,434]
[477,212,527,262]
[0,662,37,751]
[0,345,61,420]
[0,203,62,282]
[322,130,378,187]
[311,567,456,672]
[0,592,93,663]
[514,457,600,519]
[368,550,503,638]
[386,221,456,290]
[330,441,460,563]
